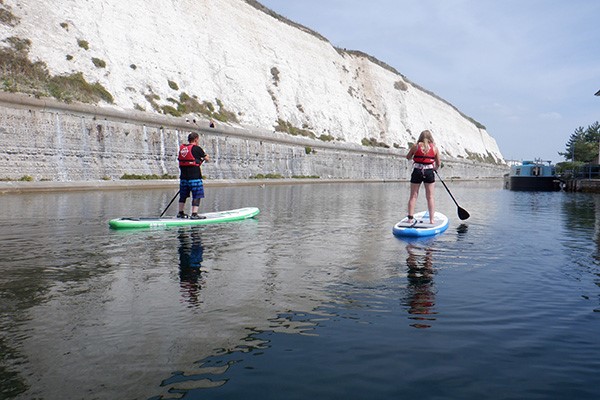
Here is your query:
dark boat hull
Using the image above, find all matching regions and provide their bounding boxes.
[504,176,561,191]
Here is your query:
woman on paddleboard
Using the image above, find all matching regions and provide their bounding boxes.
[406,130,441,224]
[178,132,210,219]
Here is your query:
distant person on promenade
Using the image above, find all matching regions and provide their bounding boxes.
[209,119,215,128]
[177,132,210,219]
[406,130,441,224]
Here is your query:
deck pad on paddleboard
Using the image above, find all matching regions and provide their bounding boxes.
[109,207,259,229]
[393,211,448,237]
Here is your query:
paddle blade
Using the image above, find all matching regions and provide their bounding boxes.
[458,207,470,220]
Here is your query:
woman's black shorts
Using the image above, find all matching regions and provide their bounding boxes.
[410,168,435,184]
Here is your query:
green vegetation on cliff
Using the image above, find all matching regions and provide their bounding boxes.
[0,36,114,104]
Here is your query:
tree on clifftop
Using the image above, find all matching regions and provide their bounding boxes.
[559,122,600,163]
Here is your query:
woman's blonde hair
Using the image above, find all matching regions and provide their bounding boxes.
[417,130,434,143]
[417,130,434,151]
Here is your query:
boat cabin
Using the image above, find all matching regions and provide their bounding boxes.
[511,160,556,178]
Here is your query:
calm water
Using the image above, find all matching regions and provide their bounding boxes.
[1,181,599,399]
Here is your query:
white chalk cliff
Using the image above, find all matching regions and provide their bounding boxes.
[1,0,504,163]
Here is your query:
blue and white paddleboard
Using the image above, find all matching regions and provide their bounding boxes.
[393,211,449,237]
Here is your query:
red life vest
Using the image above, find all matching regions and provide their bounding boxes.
[178,144,202,167]
[413,144,436,164]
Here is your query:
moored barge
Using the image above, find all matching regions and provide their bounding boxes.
[504,160,561,191]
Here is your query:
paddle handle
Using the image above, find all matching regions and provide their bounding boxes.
[435,171,459,206]
[434,170,470,220]
[160,190,180,218]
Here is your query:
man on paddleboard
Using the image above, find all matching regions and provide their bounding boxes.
[406,130,441,224]
[177,132,210,219]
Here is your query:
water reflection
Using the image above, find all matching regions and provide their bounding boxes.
[403,240,437,329]
[151,312,320,399]
[177,227,204,307]
[456,223,469,236]
[5,184,600,399]
[560,194,600,312]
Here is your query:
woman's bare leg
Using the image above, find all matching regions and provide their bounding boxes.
[407,183,421,221]
[424,182,435,223]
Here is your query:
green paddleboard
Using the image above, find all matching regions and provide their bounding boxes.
[109,207,260,229]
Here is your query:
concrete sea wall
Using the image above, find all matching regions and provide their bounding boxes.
[0,93,507,183]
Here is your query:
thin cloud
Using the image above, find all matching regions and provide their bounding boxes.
[539,112,563,121]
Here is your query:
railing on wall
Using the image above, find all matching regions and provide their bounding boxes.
[573,164,600,179]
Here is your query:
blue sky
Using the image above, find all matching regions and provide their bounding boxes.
[258,0,600,163]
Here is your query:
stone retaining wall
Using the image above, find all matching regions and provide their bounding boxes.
[0,92,507,182]
[563,179,600,193]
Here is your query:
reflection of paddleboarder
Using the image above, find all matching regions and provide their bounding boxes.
[178,227,204,306]
[404,242,437,328]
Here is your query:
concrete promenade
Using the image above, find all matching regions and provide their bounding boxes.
[0,178,383,194]
[0,176,501,194]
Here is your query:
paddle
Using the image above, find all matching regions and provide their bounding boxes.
[434,170,470,220]
[160,190,180,218]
